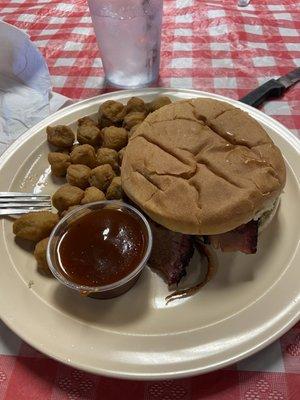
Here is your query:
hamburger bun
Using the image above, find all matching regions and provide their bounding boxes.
[121,98,286,235]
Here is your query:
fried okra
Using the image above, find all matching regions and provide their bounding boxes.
[96,148,118,170]
[126,97,147,113]
[81,187,106,205]
[48,152,71,177]
[66,164,91,189]
[148,96,172,112]
[89,164,115,191]
[46,125,75,148]
[102,126,128,151]
[98,100,125,128]
[70,144,96,168]
[106,177,122,200]
[13,211,59,242]
[71,143,80,152]
[77,116,97,127]
[34,237,50,272]
[52,184,84,212]
[77,124,102,147]
[123,112,146,130]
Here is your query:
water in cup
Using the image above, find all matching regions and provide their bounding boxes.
[88,0,163,88]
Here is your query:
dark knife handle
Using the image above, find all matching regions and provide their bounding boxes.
[239,79,285,108]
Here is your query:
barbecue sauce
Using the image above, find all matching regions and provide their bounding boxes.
[57,208,147,287]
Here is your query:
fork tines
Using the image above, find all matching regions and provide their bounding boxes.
[0,192,52,215]
[0,192,51,198]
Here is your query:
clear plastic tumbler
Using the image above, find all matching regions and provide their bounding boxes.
[88,0,163,88]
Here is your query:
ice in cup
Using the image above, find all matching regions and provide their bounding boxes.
[88,0,163,88]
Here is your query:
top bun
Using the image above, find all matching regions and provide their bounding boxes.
[121,98,286,235]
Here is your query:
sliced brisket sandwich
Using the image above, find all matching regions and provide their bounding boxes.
[121,98,286,262]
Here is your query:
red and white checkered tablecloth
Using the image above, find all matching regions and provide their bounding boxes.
[0,0,299,399]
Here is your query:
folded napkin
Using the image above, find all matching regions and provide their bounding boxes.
[0,21,71,155]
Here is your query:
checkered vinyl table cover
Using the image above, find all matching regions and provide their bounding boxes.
[0,0,299,399]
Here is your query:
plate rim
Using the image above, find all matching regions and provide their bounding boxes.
[0,88,299,379]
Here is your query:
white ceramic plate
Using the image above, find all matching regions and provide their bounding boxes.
[0,88,299,379]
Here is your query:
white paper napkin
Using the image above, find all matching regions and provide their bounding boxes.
[0,21,72,155]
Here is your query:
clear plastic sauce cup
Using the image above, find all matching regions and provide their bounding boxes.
[47,201,152,299]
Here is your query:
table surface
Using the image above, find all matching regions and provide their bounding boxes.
[0,0,299,399]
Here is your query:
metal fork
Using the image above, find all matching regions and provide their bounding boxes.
[0,192,52,216]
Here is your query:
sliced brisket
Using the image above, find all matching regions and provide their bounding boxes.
[207,219,259,254]
[148,221,194,286]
